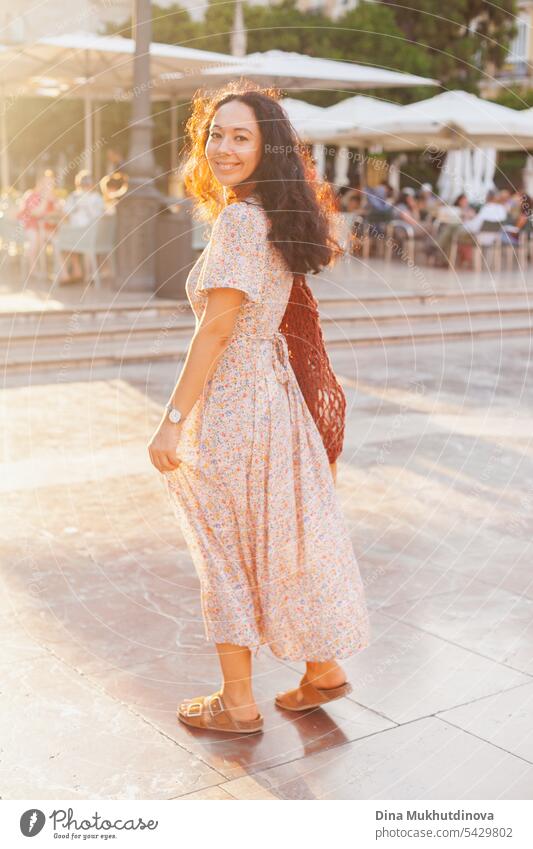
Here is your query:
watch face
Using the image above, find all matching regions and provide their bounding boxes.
[168,408,182,424]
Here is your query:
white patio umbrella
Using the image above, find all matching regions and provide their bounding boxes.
[306,91,533,200]
[162,49,438,94]
[0,33,238,99]
[356,91,533,150]
[324,90,533,151]
[0,33,240,188]
[279,97,328,137]
[301,94,405,145]
[280,95,406,184]
[278,98,333,180]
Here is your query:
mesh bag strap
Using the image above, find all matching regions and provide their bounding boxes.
[279,273,346,464]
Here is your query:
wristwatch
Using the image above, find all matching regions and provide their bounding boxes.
[165,402,183,425]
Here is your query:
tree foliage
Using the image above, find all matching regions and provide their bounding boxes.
[11,0,523,186]
[380,0,518,90]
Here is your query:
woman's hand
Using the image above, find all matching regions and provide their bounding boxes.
[148,418,183,473]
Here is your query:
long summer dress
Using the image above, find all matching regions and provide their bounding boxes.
[164,199,371,662]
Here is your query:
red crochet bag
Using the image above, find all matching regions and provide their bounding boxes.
[279,273,347,464]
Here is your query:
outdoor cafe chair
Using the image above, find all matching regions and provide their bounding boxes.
[500,223,532,271]
[53,213,117,288]
[448,220,505,273]
[384,219,415,265]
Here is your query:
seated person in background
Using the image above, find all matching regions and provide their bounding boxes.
[364,180,394,234]
[17,169,59,273]
[336,188,363,253]
[58,170,105,284]
[496,188,512,215]
[394,188,430,232]
[506,190,528,225]
[391,188,434,256]
[462,189,507,234]
[99,170,129,210]
[428,194,476,264]
[434,193,474,225]
[501,193,532,247]
[336,185,353,211]
[343,189,362,213]
[418,182,440,221]
[444,190,508,268]
[394,187,418,220]
[366,181,391,212]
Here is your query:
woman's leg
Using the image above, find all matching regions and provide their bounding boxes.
[59,251,73,283]
[27,229,40,272]
[305,658,348,688]
[215,642,260,720]
[178,642,260,721]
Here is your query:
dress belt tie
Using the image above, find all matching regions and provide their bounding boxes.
[233,330,290,385]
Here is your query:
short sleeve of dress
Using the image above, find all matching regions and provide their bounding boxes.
[195,202,267,304]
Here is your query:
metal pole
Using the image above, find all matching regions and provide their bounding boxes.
[116,0,162,292]
[93,104,102,181]
[1,89,10,192]
[170,97,178,174]
[83,90,93,173]
[127,0,157,179]
[358,145,366,193]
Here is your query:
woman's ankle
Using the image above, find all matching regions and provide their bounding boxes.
[221,682,255,706]
[305,660,346,687]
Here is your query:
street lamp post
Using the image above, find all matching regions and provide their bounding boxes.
[116,0,162,292]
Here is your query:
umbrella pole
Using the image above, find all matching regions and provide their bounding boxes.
[93,104,102,181]
[170,97,178,174]
[83,89,93,173]
[0,88,10,193]
[358,145,366,195]
[116,0,162,293]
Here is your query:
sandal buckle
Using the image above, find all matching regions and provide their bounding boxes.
[208,694,224,716]
[186,701,203,717]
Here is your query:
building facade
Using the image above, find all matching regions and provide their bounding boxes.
[482,0,533,95]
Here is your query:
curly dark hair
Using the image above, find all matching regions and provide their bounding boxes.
[180,80,342,276]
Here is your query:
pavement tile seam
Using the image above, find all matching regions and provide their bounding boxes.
[377,608,533,679]
[7,639,232,788]
[236,722,413,800]
[433,678,533,714]
[240,715,532,801]
[445,563,533,598]
[218,724,404,796]
[435,715,533,768]
[394,719,532,803]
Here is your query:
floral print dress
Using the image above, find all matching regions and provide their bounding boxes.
[164,200,370,662]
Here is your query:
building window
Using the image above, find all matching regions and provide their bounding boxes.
[508,14,530,66]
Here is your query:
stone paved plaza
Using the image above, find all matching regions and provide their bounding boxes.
[1,258,532,800]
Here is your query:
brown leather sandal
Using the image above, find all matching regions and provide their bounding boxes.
[275,673,353,711]
[177,691,264,734]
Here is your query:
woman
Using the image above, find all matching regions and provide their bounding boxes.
[17,170,59,274]
[57,170,105,284]
[501,192,532,247]
[147,83,371,735]
[428,194,475,265]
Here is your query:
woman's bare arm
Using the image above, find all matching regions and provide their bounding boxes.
[170,288,246,413]
[147,287,246,472]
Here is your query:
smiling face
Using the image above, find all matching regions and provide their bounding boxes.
[205,99,262,193]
